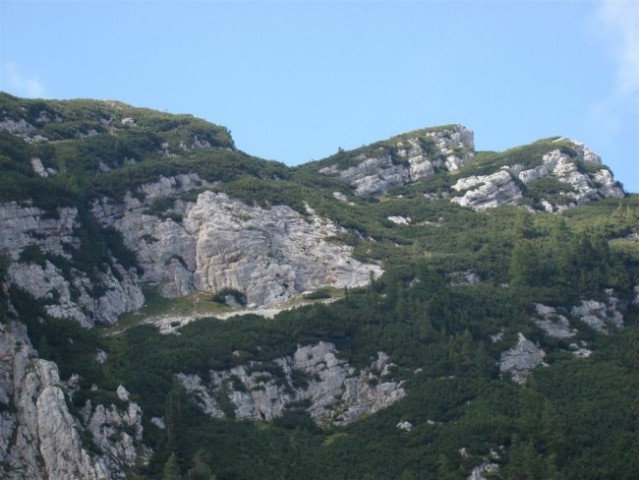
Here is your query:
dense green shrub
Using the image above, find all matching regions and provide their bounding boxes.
[19,244,47,267]
[303,287,332,300]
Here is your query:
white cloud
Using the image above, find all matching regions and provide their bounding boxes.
[585,1,639,144]
[2,62,47,98]
[595,0,639,107]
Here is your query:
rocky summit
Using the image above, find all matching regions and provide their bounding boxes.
[0,93,638,479]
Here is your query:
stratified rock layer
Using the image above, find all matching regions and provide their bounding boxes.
[451,170,522,211]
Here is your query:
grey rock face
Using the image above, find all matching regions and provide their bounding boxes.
[571,290,624,333]
[93,179,382,306]
[0,202,144,326]
[332,191,353,204]
[320,125,474,196]
[592,169,623,198]
[400,136,437,182]
[150,417,166,430]
[96,349,108,364]
[30,157,56,177]
[554,137,602,164]
[532,304,576,339]
[451,170,522,210]
[517,144,623,208]
[0,202,79,258]
[388,215,411,225]
[0,412,16,461]
[398,126,475,178]
[396,420,413,432]
[336,155,410,196]
[532,292,626,360]
[80,399,149,473]
[468,462,500,480]
[178,342,405,427]
[0,321,147,479]
[448,139,622,212]
[499,333,546,384]
[571,346,593,358]
[0,118,36,134]
[9,260,143,327]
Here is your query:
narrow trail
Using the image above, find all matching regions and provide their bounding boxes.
[108,296,338,336]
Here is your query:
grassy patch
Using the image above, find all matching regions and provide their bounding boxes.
[103,288,232,334]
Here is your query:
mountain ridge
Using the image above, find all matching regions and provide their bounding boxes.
[1,94,638,480]
[0,92,627,203]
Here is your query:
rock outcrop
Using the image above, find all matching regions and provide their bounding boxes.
[499,333,546,384]
[448,270,481,286]
[319,125,474,196]
[532,291,626,359]
[517,145,623,209]
[451,170,522,211]
[466,448,502,479]
[80,395,149,473]
[0,322,147,479]
[327,155,410,196]
[468,462,500,480]
[571,289,624,333]
[396,420,413,432]
[319,127,620,213]
[398,125,475,178]
[532,304,576,339]
[450,139,623,212]
[388,215,411,225]
[93,178,382,306]
[178,341,406,427]
[0,202,144,326]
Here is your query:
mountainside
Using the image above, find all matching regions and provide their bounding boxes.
[1,93,638,479]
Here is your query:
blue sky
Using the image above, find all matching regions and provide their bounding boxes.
[1,0,638,192]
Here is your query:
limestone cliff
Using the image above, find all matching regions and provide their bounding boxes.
[0,322,148,479]
[93,177,382,305]
[0,170,380,324]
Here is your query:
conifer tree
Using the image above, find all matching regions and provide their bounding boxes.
[162,453,181,480]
